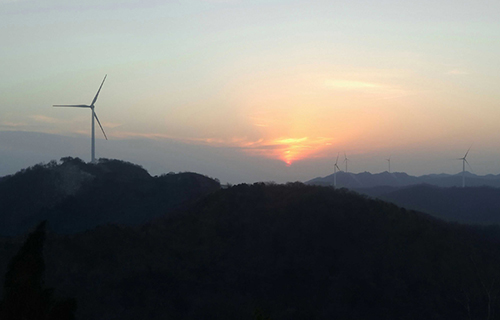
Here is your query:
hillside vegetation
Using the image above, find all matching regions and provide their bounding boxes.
[354,184,500,226]
[0,157,220,235]
[1,182,500,319]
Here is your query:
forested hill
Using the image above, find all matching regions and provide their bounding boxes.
[2,183,500,319]
[0,157,220,236]
[352,184,500,226]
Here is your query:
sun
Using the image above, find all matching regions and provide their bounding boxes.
[272,137,333,166]
[283,150,292,166]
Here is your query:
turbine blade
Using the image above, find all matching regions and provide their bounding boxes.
[91,75,107,106]
[94,112,108,140]
[53,105,90,108]
[464,145,472,159]
[465,159,474,173]
[335,153,339,165]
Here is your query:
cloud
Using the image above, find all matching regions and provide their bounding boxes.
[248,115,275,128]
[446,69,468,75]
[30,115,65,124]
[109,130,334,165]
[324,78,411,100]
[0,121,26,128]
[111,131,174,140]
[252,123,268,127]
[274,137,308,144]
[109,131,250,147]
[237,136,334,165]
[324,80,382,90]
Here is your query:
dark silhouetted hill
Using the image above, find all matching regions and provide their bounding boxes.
[2,183,500,319]
[0,221,77,320]
[355,184,500,225]
[0,157,220,235]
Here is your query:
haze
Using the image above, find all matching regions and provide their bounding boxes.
[2,0,500,183]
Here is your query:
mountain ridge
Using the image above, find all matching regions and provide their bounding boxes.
[307,170,500,188]
[0,157,220,236]
[353,184,500,226]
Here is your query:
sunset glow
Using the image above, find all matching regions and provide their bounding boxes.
[2,0,500,183]
[181,136,335,165]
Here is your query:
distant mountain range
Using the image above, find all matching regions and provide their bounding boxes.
[308,171,500,226]
[307,170,500,188]
[5,161,500,235]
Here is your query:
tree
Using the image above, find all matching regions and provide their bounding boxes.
[0,221,76,320]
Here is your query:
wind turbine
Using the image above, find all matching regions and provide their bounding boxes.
[333,153,341,187]
[343,152,350,173]
[386,156,391,173]
[457,146,472,188]
[53,75,108,163]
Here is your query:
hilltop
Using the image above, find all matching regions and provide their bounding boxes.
[0,157,220,236]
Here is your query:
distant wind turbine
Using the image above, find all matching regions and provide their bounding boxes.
[333,153,341,187]
[386,156,391,173]
[457,146,473,188]
[53,75,108,163]
[344,152,350,173]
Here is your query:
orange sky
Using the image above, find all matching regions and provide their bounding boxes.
[2,0,500,181]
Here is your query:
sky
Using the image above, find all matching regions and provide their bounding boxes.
[1,0,500,183]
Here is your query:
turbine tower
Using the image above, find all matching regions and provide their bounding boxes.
[333,153,341,187]
[386,156,391,173]
[457,146,472,188]
[53,75,108,163]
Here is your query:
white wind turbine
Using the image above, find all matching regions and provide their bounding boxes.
[53,75,108,163]
[457,146,472,188]
[333,153,341,187]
